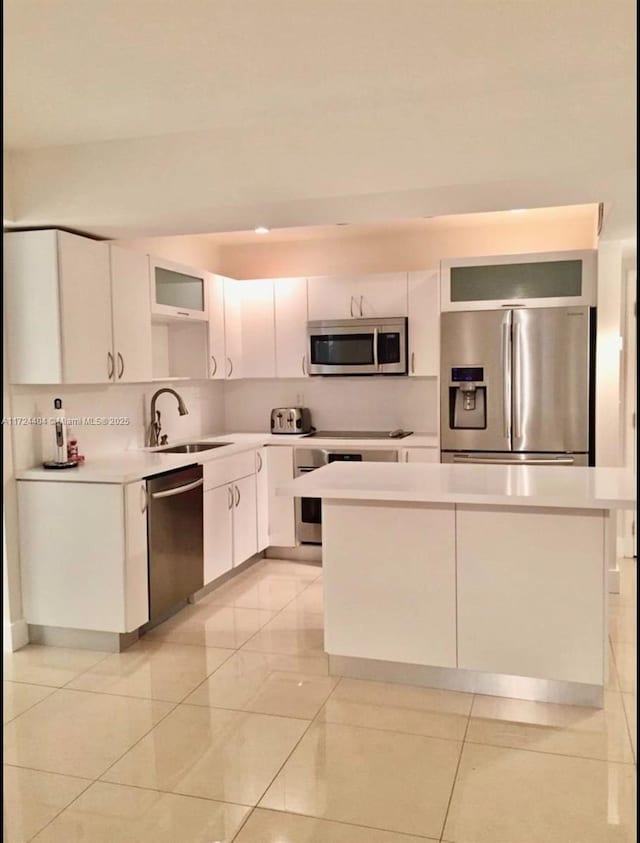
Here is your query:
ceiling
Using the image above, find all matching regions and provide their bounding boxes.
[3,0,636,240]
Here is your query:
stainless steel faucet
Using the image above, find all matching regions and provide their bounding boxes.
[147,388,189,447]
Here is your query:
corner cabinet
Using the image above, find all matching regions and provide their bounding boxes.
[240,279,276,378]
[17,480,149,633]
[440,250,597,312]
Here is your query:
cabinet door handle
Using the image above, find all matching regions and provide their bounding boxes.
[228,485,233,509]
[301,354,307,375]
[359,295,363,317]
[350,296,355,317]
[140,484,148,513]
[411,351,415,374]
[234,484,240,507]
[226,357,233,377]
[177,311,190,316]
[256,451,263,473]
[117,352,125,379]
[211,355,217,377]
[107,351,114,380]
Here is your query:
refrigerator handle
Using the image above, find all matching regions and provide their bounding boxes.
[501,313,512,442]
[513,320,522,440]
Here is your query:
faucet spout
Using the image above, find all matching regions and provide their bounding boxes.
[147,388,189,447]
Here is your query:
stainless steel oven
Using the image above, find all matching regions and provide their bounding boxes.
[307,317,408,375]
[294,447,398,544]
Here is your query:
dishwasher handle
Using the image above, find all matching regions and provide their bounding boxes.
[151,478,203,499]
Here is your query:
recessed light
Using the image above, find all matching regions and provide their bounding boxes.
[254,226,270,234]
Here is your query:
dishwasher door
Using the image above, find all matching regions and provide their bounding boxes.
[147,464,204,623]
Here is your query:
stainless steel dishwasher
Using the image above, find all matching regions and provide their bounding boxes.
[147,464,204,624]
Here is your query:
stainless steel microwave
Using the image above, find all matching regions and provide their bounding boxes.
[307,317,408,375]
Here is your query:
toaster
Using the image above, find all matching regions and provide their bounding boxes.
[270,407,313,434]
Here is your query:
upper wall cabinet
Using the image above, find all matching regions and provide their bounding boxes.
[407,270,439,377]
[150,256,209,321]
[207,273,227,379]
[274,277,309,378]
[307,272,408,321]
[440,250,597,312]
[110,246,154,383]
[224,277,243,379]
[240,279,276,378]
[5,232,154,385]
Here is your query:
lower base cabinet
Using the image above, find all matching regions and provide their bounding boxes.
[204,473,258,586]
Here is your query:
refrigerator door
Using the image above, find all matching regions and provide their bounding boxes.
[512,307,590,454]
[440,309,511,453]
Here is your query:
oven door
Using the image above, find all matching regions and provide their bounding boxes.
[295,467,322,544]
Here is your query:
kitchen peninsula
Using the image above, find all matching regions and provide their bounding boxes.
[280,462,635,707]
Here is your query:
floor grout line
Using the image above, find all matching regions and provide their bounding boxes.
[437,692,474,842]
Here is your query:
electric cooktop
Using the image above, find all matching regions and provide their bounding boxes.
[304,429,413,440]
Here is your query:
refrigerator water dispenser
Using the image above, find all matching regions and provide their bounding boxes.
[449,367,487,429]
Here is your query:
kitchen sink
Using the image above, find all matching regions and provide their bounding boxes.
[155,442,232,454]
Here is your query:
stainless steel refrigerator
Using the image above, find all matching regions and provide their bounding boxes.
[440,306,595,466]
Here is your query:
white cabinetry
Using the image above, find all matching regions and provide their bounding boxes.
[5,230,113,384]
[407,270,439,377]
[4,232,154,385]
[149,256,208,321]
[256,448,269,551]
[203,451,258,585]
[307,273,408,321]
[110,246,153,383]
[223,277,243,379]
[17,480,149,633]
[400,447,440,463]
[207,273,227,379]
[274,277,309,377]
[266,446,296,547]
[456,505,604,684]
[323,500,456,667]
[241,279,276,378]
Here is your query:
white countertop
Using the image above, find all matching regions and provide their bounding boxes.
[277,462,636,510]
[15,432,439,484]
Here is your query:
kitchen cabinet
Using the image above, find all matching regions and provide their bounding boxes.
[241,279,276,378]
[307,273,408,321]
[456,505,604,684]
[5,230,113,384]
[4,231,155,385]
[207,273,227,379]
[150,256,208,321]
[256,448,269,551]
[266,446,296,547]
[407,270,439,377]
[440,249,597,312]
[17,479,149,633]
[203,451,258,586]
[110,246,154,383]
[224,277,243,379]
[274,277,309,377]
[400,447,440,463]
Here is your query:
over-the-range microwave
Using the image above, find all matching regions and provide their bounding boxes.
[306,317,408,375]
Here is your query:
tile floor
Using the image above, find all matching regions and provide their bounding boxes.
[3,556,637,842]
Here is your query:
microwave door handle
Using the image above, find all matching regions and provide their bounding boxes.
[373,328,379,370]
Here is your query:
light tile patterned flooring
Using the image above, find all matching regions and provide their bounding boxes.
[3,557,637,842]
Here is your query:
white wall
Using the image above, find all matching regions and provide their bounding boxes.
[112,234,220,273]
[224,377,438,435]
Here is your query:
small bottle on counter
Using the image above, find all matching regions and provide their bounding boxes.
[67,439,85,463]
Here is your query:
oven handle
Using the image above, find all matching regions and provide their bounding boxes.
[373,328,379,369]
[151,478,203,499]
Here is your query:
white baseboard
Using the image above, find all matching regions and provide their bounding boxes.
[3,618,29,652]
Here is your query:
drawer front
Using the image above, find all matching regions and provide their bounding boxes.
[204,450,256,491]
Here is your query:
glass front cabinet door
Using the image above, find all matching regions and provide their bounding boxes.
[150,257,209,320]
[440,250,597,311]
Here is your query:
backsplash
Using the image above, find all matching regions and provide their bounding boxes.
[223,377,439,434]
[9,381,226,472]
